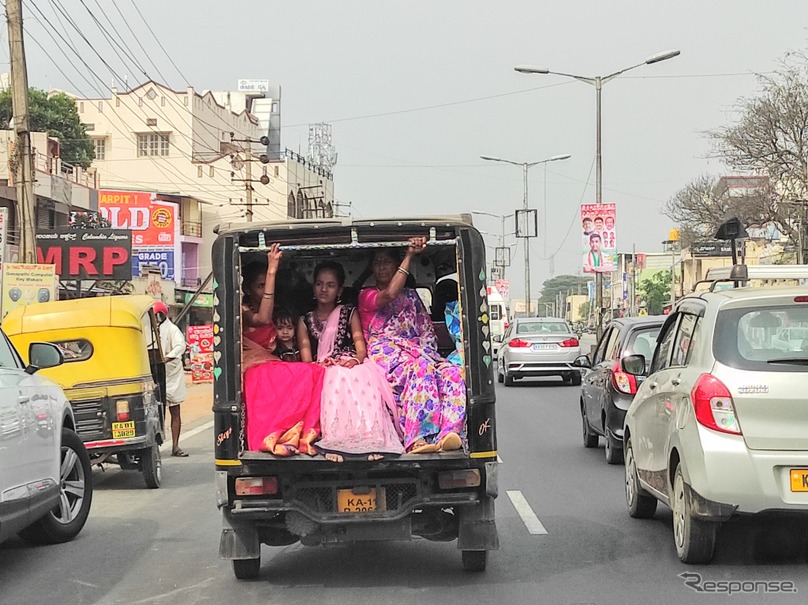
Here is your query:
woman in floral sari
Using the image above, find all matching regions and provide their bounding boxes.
[241,244,324,456]
[358,238,465,454]
[298,261,404,462]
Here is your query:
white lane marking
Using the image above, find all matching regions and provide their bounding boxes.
[161,420,214,451]
[497,455,503,464]
[506,490,548,535]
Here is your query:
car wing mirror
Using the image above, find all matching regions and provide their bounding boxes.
[26,342,64,374]
[621,354,646,377]
[572,354,591,369]
[492,335,503,343]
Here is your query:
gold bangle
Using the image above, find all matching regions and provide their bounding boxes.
[397,267,409,276]
[263,293,275,299]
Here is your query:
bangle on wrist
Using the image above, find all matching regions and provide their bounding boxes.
[350,356,361,364]
[263,293,275,299]
[397,267,409,276]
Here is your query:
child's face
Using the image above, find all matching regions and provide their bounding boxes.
[276,321,295,344]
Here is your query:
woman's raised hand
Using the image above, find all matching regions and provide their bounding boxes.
[267,243,282,273]
[406,236,427,256]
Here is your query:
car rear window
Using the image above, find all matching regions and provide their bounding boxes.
[516,321,569,335]
[626,326,661,360]
[714,305,808,372]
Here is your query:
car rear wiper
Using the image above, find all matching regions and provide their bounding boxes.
[766,357,808,366]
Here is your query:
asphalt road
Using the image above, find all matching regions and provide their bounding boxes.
[3,363,808,605]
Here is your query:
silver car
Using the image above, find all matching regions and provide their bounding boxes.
[622,283,808,563]
[496,317,582,386]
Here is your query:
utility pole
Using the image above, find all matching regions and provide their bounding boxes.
[244,142,254,222]
[7,0,36,262]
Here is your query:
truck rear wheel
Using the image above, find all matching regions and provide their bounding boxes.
[462,550,487,572]
[233,557,261,579]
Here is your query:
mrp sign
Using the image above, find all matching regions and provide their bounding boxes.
[36,229,132,280]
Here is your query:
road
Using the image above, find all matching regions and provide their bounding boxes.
[2,366,808,605]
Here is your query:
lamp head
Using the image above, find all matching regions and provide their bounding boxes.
[645,49,680,65]
[514,65,550,75]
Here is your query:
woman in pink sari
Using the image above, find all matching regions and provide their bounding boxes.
[241,244,324,456]
[298,261,404,462]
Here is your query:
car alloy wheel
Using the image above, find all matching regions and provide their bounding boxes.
[624,438,656,519]
[671,464,717,563]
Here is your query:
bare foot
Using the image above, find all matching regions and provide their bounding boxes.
[367,454,384,461]
[325,453,344,463]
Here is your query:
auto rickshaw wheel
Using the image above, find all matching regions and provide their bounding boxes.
[233,557,261,580]
[461,550,487,572]
[140,442,162,489]
[118,452,138,470]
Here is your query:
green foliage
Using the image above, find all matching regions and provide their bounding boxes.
[638,271,671,315]
[539,274,592,312]
[69,211,110,229]
[0,88,94,168]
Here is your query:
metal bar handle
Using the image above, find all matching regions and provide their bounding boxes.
[238,227,457,253]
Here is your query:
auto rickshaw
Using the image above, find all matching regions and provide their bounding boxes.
[3,295,167,488]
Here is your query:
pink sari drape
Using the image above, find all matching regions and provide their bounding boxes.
[242,322,324,455]
[315,306,404,456]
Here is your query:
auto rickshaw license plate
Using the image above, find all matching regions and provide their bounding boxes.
[112,421,136,439]
[790,469,808,492]
[337,488,385,513]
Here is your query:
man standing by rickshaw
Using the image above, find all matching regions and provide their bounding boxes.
[153,302,189,457]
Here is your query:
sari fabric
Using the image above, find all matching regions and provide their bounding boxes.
[308,305,404,456]
[358,288,466,449]
[242,320,324,455]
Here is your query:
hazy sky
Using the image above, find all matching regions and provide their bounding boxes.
[12,0,808,293]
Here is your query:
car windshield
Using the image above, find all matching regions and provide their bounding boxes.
[516,321,569,335]
[714,304,808,372]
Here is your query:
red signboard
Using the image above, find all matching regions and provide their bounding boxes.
[187,324,214,383]
[35,229,133,280]
[99,190,177,247]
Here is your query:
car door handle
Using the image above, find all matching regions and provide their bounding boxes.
[18,395,30,404]
[671,377,681,386]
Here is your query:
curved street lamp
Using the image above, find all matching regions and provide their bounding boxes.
[514,49,680,337]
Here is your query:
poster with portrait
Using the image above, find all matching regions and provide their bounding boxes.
[580,203,617,274]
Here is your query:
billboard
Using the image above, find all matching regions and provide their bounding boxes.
[99,190,180,280]
[36,229,132,280]
[1,263,57,319]
[187,324,214,383]
[581,203,616,274]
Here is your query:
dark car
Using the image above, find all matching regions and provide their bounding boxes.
[573,316,664,464]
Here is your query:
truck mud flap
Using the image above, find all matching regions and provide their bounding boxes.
[301,518,412,546]
[457,497,499,551]
[219,527,260,560]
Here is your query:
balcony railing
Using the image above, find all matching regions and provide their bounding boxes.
[181,221,202,237]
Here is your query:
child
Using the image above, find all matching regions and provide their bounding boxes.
[273,308,300,362]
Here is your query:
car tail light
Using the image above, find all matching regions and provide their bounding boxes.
[508,338,530,348]
[438,469,481,489]
[115,399,130,422]
[795,296,808,303]
[612,363,637,394]
[235,476,279,496]
[559,338,579,348]
[691,374,741,435]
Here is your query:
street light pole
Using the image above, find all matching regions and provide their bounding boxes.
[515,49,680,339]
[481,154,571,316]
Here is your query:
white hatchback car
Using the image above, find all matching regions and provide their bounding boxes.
[0,332,93,545]
[623,267,808,563]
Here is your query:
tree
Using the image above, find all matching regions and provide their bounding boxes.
[539,274,592,315]
[69,211,110,229]
[638,271,671,315]
[663,174,773,247]
[0,88,94,168]
[708,53,808,247]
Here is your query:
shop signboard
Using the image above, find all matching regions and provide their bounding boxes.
[187,324,214,382]
[184,292,214,307]
[36,229,132,280]
[1,263,57,319]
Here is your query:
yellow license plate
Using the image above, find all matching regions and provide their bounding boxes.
[789,469,808,492]
[112,421,136,439]
[336,488,386,513]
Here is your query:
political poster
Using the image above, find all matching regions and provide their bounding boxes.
[494,278,510,301]
[187,324,214,383]
[36,229,132,280]
[581,203,617,274]
[1,263,57,319]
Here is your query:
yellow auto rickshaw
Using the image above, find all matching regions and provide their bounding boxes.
[3,295,167,488]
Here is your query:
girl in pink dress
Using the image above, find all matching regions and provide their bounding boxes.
[298,261,404,462]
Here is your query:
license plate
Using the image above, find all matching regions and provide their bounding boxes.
[337,488,386,513]
[532,343,555,351]
[790,469,808,492]
[112,421,136,439]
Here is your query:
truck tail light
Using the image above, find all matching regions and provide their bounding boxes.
[559,338,579,348]
[611,363,637,394]
[115,400,130,422]
[235,476,279,496]
[508,338,530,348]
[691,374,741,435]
[438,469,481,489]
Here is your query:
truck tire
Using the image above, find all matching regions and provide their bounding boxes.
[19,428,93,544]
[140,442,162,489]
[233,557,261,579]
[462,550,487,572]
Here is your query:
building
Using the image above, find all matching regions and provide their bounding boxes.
[76,80,335,287]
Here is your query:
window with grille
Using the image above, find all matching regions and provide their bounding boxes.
[137,133,170,157]
[93,138,106,160]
